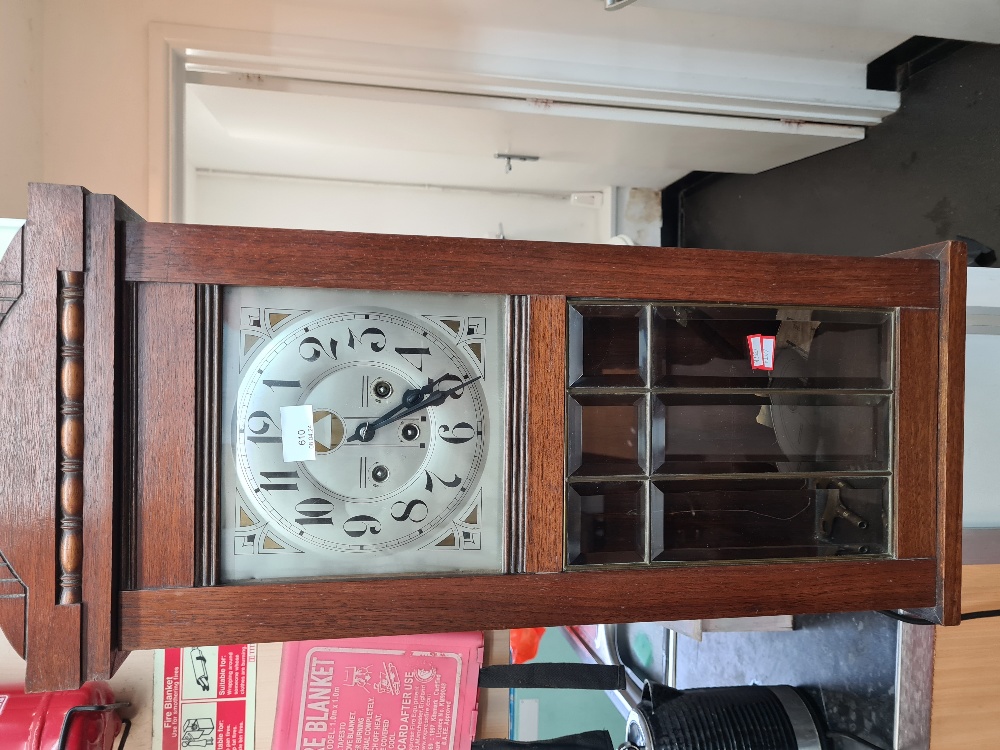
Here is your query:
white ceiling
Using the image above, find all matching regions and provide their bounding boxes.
[186,81,859,193]
[185,0,978,196]
[260,0,909,63]
[283,0,998,50]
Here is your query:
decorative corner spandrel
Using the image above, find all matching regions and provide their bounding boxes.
[0,549,27,658]
[0,227,24,324]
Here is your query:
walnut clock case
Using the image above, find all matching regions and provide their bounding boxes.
[0,184,965,692]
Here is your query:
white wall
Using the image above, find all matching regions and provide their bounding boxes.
[965,335,1000,527]
[964,268,1000,528]
[193,171,610,242]
[0,220,25,261]
[0,0,43,218]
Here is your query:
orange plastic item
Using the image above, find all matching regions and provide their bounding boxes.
[510,627,546,664]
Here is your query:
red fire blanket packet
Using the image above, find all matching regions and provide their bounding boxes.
[272,632,484,750]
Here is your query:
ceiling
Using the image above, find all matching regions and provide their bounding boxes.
[186,80,860,194]
[184,0,958,197]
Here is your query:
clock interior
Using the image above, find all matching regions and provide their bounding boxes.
[565,302,893,566]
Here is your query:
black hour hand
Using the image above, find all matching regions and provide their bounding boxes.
[348,375,480,443]
[401,373,461,407]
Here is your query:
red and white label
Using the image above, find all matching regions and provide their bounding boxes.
[154,645,256,750]
[747,335,776,371]
[0,694,8,718]
[762,336,775,369]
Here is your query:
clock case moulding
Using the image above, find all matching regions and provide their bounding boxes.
[0,184,966,692]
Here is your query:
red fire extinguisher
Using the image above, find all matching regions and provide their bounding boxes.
[0,682,130,750]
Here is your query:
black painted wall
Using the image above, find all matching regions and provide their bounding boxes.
[678,43,1000,258]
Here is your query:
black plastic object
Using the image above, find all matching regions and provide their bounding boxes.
[474,730,615,750]
[478,663,626,691]
[627,681,828,750]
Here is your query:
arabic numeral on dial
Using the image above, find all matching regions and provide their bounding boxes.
[438,422,477,445]
[343,514,382,538]
[263,379,301,391]
[348,327,386,353]
[391,499,429,523]
[246,410,281,445]
[295,497,335,526]
[424,470,462,492]
[394,346,431,371]
[299,336,338,362]
[259,470,298,491]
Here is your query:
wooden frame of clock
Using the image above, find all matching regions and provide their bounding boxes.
[0,184,965,692]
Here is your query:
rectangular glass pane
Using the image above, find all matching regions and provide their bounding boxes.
[567,481,646,565]
[567,394,647,477]
[653,393,890,474]
[652,477,888,561]
[568,304,647,387]
[651,307,891,389]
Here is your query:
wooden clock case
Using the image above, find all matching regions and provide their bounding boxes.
[0,184,965,692]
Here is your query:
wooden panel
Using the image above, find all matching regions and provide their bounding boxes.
[194,286,221,587]
[0,184,84,691]
[894,308,939,559]
[80,193,127,680]
[886,242,967,625]
[124,223,941,308]
[524,297,565,573]
[119,558,936,650]
[954,563,1000,612]
[133,283,196,589]
[930,565,1000,749]
[506,297,528,573]
[935,243,967,626]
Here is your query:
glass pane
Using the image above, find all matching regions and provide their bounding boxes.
[652,477,888,561]
[567,482,646,565]
[653,393,891,474]
[651,307,892,389]
[567,394,646,477]
[568,305,647,387]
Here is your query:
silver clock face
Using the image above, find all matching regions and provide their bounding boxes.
[219,287,507,581]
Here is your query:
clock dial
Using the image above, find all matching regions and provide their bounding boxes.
[235,309,487,552]
[219,288,507,581]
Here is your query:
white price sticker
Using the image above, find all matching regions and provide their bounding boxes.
[762,336,775,369]
[748,335,764,368]
[280,405,316,462]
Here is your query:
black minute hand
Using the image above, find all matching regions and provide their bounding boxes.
[401,373,457,408]
[346,375,482,443]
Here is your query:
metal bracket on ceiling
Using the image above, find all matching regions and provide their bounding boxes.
[494,153,540,174]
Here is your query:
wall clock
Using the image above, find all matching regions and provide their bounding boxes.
[0,184,965,691]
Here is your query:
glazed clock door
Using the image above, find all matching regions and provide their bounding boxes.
[565,302,895,567]
[219,287,508,581]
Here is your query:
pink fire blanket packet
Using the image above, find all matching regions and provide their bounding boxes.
[272,632,484,750]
